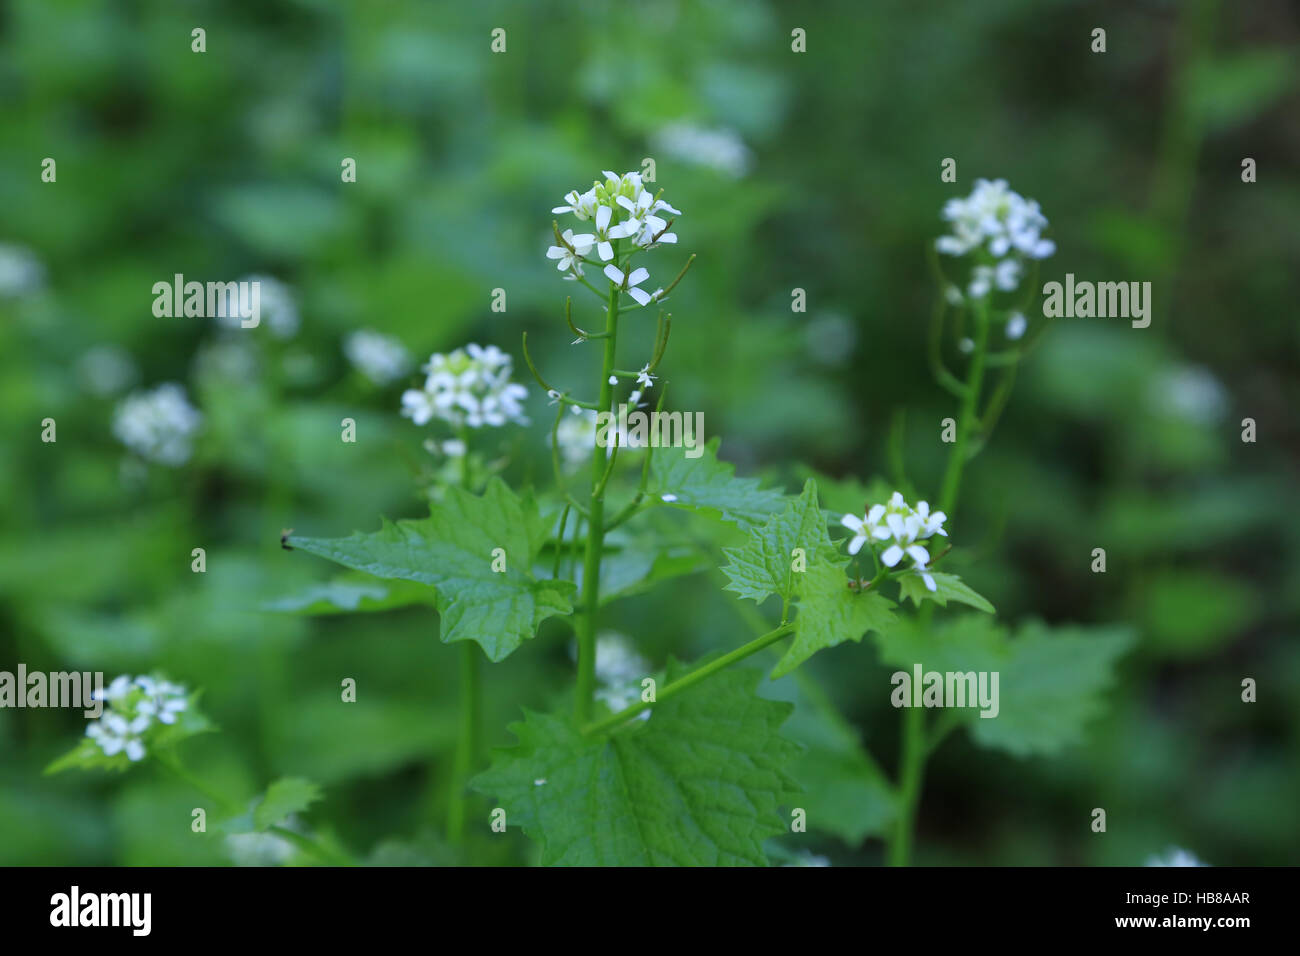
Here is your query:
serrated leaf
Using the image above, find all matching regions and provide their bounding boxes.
[898,571,994,613]
[287,479,576,661]
[471,662,801,866]
[262,575,437,615]
[648,438,787,530]
[254,777,323,830]
[722,479,832,604]
[969,622,1133,757]
[772,557,896,679]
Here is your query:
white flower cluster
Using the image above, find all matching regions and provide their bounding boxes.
[345,329,412,385]
[85,675,189,762]
[841,492,947,592]
[936,179,1054,299]
[401,343,528,430]
[112,383,203,466]
[547,170,680,293]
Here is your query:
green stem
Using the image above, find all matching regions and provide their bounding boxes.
[889,299,991,867]
[576,280,620,722]
[447,425,480,844]
[582,622,795,736]
[447,641,480,843]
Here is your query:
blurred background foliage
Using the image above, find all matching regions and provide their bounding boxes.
[1,0,1297,865]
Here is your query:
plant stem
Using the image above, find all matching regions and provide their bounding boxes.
[576,280,620,722]
[889,299,991,867]
[582,622,795,736]
[447,425,480,844]
[447,641,479,844]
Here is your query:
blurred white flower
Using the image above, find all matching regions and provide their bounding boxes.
[76,345,137,397]
[781,850,831,867]
[225,830,297,867]
[1152,365,1228,426]
[217,275,299,338]
[651,122,752,178]
[345,329,412,386]
[592,632,650,715]
[938,179,1055,260]
[401,343,528,430]
[0,243,45,297]
[1006,311,1027,340]
[1145,847,1208,867]
[84,674,191,762]
[112,383,202,466]
[937,179,1053,298]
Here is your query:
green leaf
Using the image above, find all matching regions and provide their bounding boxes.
[648,438,787,530]
[287,479,576,661]
[763,672,897,845]
[772,558,896,679]
[262,575,437,615]
[254,777,323,830]
[472,662,801,866]
[897,571,994,614]
[722,479,832,604]
[968,622,1134,757]
[873,615,1010,676]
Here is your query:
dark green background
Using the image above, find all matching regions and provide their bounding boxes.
[1,0,1296,865]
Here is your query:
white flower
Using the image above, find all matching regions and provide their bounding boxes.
[616,191,678,239]
[1006,311,1027,340]
[345,330,412,385]
[112,383,203,466]
[220,275,299,338]
[84,674,192,763]
[545,229,594,275]
[550,171,682,263]
[551,188,599,220]
[401,344,529,431]
[937,179,1053,297]
[0,243,45,297]
[225,830,297,867]
[92,675,134,703]
[591,633,651,715]
[582,205,635,262]
[134,676,188,725]
[635,364,656,389]
[842,492,946,591]
[651,122,752,178]
[968,260,1021,298]
[603,264,654,306]
[1145,847,1207,867]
